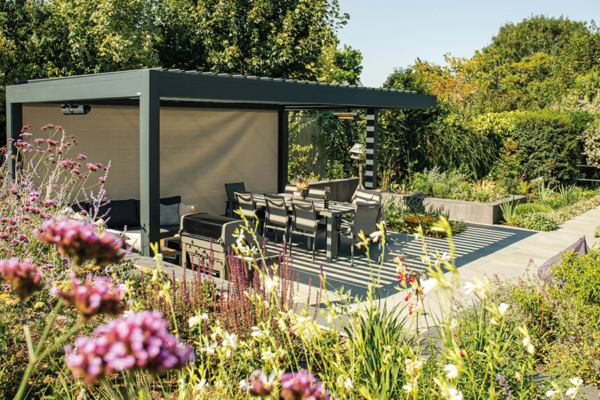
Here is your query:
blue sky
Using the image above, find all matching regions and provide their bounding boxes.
[337,0,600,88]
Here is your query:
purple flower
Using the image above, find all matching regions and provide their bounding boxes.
[37,217,124,266]
[55,275,126,320]
[43,199,57,208]
[87,163,98,172]
[99,177,106,183]
[64,311,195,385]
[0,258,44,300]
[2,283,10,291]
[280,370,332,400]
[34,138,44,145]
[77,154,87,160]
[242,370,276,398]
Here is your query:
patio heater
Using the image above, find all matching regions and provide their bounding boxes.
[350,143,365,189]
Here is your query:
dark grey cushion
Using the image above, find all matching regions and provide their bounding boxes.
[101,199,140,229]
[160,203,180,226]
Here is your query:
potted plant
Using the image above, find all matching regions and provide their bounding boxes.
[296,176,310,199]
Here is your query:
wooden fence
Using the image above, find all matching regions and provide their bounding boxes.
[289,115,328,179]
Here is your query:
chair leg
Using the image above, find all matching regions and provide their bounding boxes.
[288,231,293,257]
[275,229,278,243]
[350,233,354,267]
[312,233,316,262]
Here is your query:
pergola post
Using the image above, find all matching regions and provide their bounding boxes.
[277,109,289,193]
[6,101,23,177]
[365,108,378,190]
[139,70,161,256]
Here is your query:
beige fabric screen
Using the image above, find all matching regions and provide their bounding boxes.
[22,104,279,215]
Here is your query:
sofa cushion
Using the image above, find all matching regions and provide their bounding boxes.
[160,196,181,206]
[100,199,140,229]
[160,203,180,226]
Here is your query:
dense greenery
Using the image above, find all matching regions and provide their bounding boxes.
[494,248,600,385]
[293,15,600,189]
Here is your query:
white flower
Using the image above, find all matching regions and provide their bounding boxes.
[348,304,360,314]
[153,253,163,264]
[369,230,383,242]
[439,252,451,262]
[261,349,277,362]
[201,341,217,354]
[545,389,560,398]
[403,379,417,392]
[404,358,424,375]
[189,314,208,327]
[448,388,463,400]
[239,380,247,390]
[293,292,304,304]
[420,278,438,295]
[569,377,583,387]
[194,379,207,392]
[264,276,279,294]
[250,326,267,339]
[222,332,238,351]
[565,388,578,399]
[344,377,353,390]
[498,303,509,316]
[444,364,459,379]
[463,277,490,298]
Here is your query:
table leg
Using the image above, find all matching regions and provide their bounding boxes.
[326,216,339,262]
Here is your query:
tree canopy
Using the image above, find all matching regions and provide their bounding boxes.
[0,0,358,142]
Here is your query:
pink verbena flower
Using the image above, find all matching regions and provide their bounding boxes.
[64,311,195,385]
[87,163,98,172]
[242,370,276,398]
[0,258,44,300]
[55,275,126,320]
[279,370,332,400]
[37,218,124,266]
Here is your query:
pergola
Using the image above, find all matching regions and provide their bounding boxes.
[6,68,436,255]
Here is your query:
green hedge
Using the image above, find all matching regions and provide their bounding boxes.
[506,111,591,185]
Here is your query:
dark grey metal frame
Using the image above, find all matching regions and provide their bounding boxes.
[6,68,436,256]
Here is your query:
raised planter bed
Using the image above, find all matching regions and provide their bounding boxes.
[382,192,527,225]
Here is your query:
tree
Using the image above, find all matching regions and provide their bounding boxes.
[0,0,354,143]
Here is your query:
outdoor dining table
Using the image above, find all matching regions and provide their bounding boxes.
[252,193,357,262]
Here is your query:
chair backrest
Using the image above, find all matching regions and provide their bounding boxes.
[234,190,256,219]
[265,195,289,226]
[225,182,245,202]
[307,187,326,200]
[284,184,297,194]
[353,188,382,204]
[352,203,381,236]
[291,199,319,232]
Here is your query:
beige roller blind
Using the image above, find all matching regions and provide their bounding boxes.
[22,104,278,215]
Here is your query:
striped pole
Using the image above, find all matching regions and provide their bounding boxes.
[365,108,378,190]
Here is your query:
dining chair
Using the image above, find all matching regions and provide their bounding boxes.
[225,182,245,218]
[264,194,291,251]
[307,187,326,200]
[284,184,297,195]
[340,203,383,266]
[352,188,386,227]
[234,190,266,234]
[288,199,327,261]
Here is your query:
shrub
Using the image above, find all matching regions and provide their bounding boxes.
[595,224,600,237]
[508,111,588,185]
[515,203,548,216]
[519,213,558,231]
[582,118,600,166]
